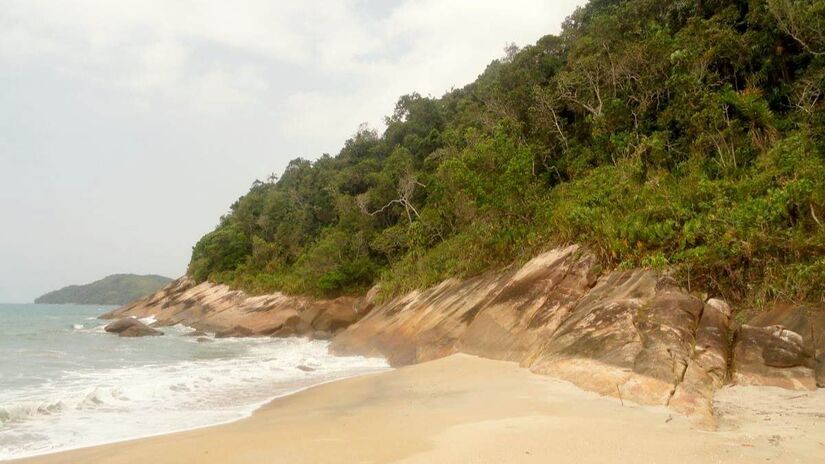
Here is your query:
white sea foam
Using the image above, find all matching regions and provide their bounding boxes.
[0,336,389,460]
[75,321,109,334]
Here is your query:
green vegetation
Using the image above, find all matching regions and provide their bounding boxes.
[189,0,825,306]
[35,274,173,305]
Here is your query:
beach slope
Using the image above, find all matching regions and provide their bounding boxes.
[13,354,825,464]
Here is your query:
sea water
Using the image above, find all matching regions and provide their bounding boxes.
[0,304,389,460]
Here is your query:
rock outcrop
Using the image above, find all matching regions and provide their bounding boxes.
[461,247,599,363]
[331,270,506,365]
[332,245,823,428]
[105,245,823,428]
[528,272,707,409]
[104,318,164,337]
[101,277,364,338]
[332,246,600,366]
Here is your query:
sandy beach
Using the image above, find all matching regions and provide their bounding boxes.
[11,354,825,464]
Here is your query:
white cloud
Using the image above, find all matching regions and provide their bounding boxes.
[0,0,587,301]
[277,0,585,151]
[127,40,187,93]
[1,0,583,135]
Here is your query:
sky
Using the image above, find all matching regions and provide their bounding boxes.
[0,0,585,303]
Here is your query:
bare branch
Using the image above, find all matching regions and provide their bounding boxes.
[362,172,424,225]
[769,0,825,56]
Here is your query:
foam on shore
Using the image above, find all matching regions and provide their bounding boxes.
[0,334,388,460]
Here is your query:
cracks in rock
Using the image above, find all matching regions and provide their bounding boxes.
[523,257,577,330]
[663,293,707,407]
[726,325,740,386]
[666,361,690,407]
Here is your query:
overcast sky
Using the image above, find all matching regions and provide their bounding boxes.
[0,0,584,303]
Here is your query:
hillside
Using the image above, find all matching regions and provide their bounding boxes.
[35,274,173,305]
[188,0,824,307]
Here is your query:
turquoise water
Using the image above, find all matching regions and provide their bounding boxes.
[0,304,388,460]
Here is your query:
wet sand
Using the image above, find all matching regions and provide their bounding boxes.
[13,354,825,464]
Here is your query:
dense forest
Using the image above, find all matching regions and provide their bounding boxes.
[189,0,825,307]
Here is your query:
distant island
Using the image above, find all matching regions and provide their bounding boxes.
[35,274,173,305]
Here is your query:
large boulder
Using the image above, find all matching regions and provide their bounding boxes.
[104,318,163,337]
[214,325,255,338]
[747,305,825,388]
[731,324,816,390]
[308,298,360,333]
[272,315,313,338]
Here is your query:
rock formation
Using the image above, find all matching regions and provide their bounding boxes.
[101,244,823,428]
[752,305,824,388]
[332,245,823,428]
[104,318,163,337]
[101,277,363,338]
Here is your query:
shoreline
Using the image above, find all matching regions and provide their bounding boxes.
[11,354,825,464]
[2,368,389,462]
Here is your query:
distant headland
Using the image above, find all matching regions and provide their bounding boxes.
[34,274,173,305]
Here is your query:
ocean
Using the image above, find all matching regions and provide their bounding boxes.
[0,304,389,460]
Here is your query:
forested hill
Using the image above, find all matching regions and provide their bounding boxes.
[35,274,173,305]
[188,0,824,307]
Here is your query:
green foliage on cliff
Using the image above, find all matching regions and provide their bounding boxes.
[35,274,173,305]
[189,0,825,305]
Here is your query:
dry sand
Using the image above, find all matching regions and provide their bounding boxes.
[12,354,825,464]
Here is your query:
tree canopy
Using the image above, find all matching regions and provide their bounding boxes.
[189,0,825,306]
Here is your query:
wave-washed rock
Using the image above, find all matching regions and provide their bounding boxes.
[102,245,823,428]
[101,277,366,339]
[104,318,163,337]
